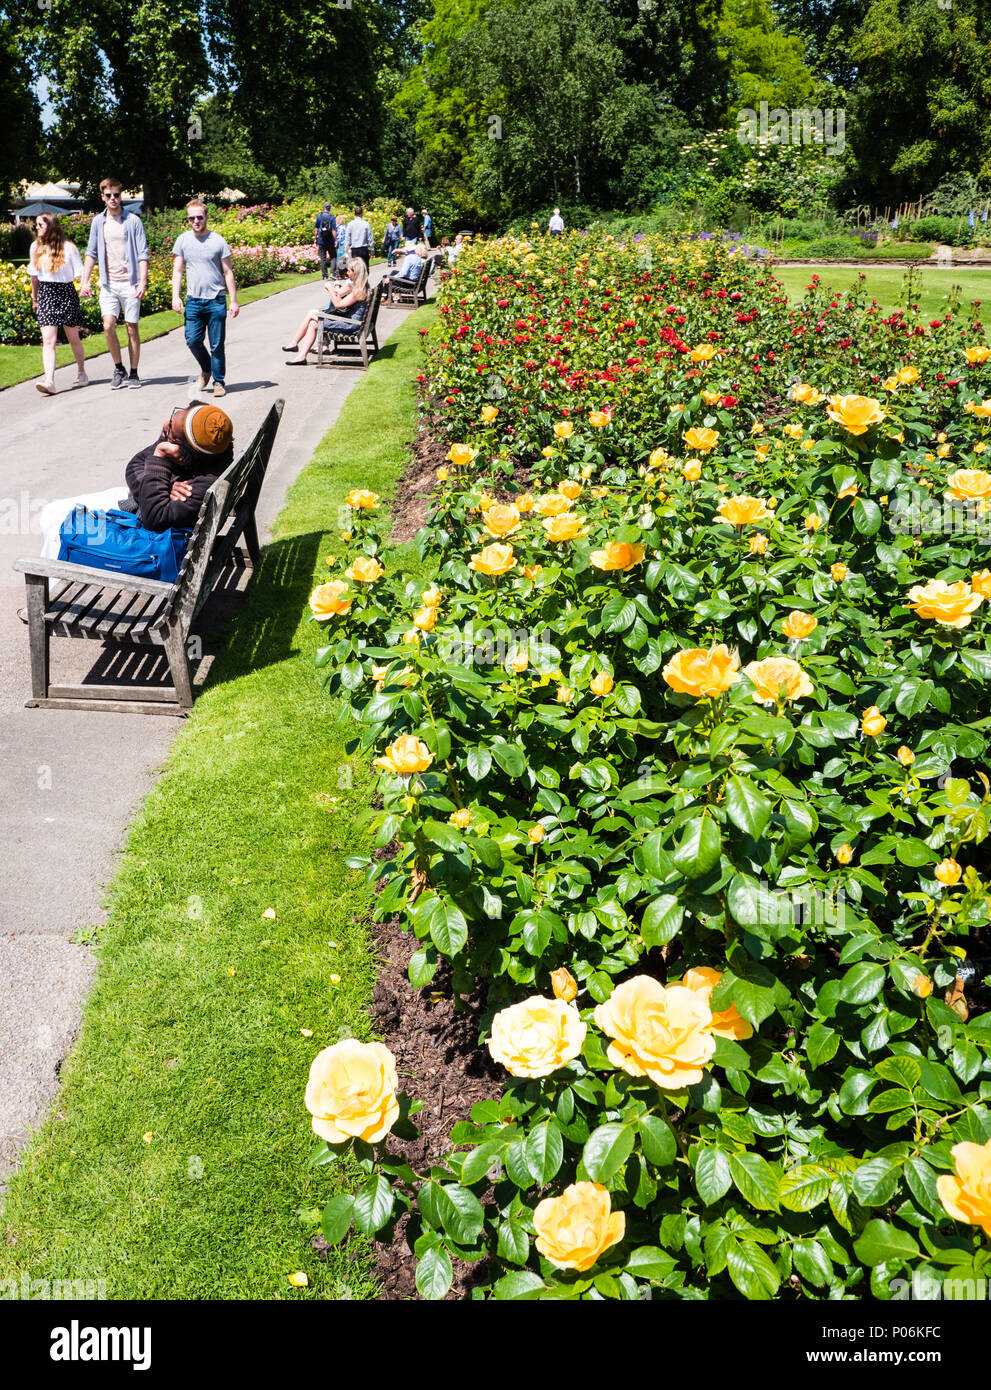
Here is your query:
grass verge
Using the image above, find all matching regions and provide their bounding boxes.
[0,304,437,1299]
[0,272,320,391]
[772,265,991,326]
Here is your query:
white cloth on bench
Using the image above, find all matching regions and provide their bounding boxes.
[39,487,132,559]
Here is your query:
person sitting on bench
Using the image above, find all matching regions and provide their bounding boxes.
[37,405,234,559]
[382,243,429,303]
[282,258,369,364]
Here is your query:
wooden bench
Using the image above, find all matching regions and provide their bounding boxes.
[316,281,383,369]
[385,255,432,308]
[13,400,285,716]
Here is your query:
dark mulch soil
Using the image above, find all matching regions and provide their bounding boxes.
[364,914,503,1300]
[389,422,449,544]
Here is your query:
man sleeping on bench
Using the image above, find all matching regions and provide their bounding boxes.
[37,404,235,561]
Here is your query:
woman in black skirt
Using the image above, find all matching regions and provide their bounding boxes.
[29,212,89,396]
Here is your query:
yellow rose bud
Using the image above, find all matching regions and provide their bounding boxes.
[487,996,586,1078]
[754,442,771,460]
[897,745,915,766]
[435,467,450,482]
[590,671,614,696]
[701,389,721,406]
[648,448,670,469]
[804,514,822,531]
[528,824,545,844]
[912,975,932,998]
[588,410,611,427]
[507,651,529,673]
[553,420,574,439]
[558,479,583,500]
[550,967,578,1003]
[481,405,499,422]
[522,564,543,579]
[421,585,442,608]
[533,1183,625,1273]
[831,563,847,582]
[683,459,702,482]
[517,492,534,512]
[748,533,768,555]
[413,606,438,632]
[541,446,556,458]
[447,443,478,466]
[783,422,804,440]
[781,611,817,640]
[937,1139,991,1236]
[690,343,717,362]
[934,858,962,886]
[449,808,473,828]
[304,1039,400,1143]
[374,735,433,776]
[861,705,887,737]
[556,684,574,704]
[325,554,336,566]
[836,844,853,864]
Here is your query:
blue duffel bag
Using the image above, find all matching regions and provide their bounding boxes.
[57,507,192,583]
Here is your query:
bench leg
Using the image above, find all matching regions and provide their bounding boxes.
[164,629,194,710]
[25,573,51,701]
[242,513,261,565]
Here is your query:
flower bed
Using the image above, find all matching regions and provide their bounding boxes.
[303,233,991,1300]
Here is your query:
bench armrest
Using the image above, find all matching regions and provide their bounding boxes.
[13,554,174,595]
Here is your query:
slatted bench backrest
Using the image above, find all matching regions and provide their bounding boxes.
[158,400,284,635]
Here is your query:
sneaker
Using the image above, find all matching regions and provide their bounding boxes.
[197,370,210,390]
[213,383,226,398]
[73,371,89,388]
[17,607,29,624]
[36,379,56,396]
[111,364,127,390]
[126,372,142,388]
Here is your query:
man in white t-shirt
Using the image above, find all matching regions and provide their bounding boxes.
[81,176,150,389]
[171,199,239,398]
[548,208,565,236]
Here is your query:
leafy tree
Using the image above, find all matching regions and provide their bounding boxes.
[0,13,44,204]
[772,0,870,85]
[718,0,818,114]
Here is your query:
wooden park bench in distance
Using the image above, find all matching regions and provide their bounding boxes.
[13,400,285,716]
[317,281,383,370]
[385,255,433,308]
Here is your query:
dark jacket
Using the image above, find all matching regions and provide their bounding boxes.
[124,439,232,531]
[402,213,422,241]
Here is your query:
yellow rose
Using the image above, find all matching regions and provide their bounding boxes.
[589,540,645,572]
[754,442,771,461]
[517,492,535,513]
[937,444,952,459]
[507,651,529,673]
[556,684,574,704]
[413,606,438,632]
[447,443,478,466]
[751,421,765,434]
[837,482,859,500]
[805,514,822,531]
[522,564,543,579]
[749,533,768,555]
[826,394,885,435]
[487,996,586,1078]
[937,1140,991,1236]
[897,365,920,384]
[934,858,962,886]
[345,556,384,583]
[469,542,516,576]
[346,489,379,509]
[403,629,421,645]
[648,448,670,469]
[964,345,991,365]
[782,611,818,640]
[680,966,754,1041]
[791,383,822,405]
[594,976,716,1089]
[541,445,556,458]
[831,563,847,582]
[972,569,991,598]
[305,1040,400,1144]
[309,580,353,620]
[534,491,571,516]
[477,491,496,510]
[690,343,717,362]
[912,975,932,999]
[421,585,442,608]
[907,578,983,628]
[836,844,853,865]
[481,405,499,422]
[449,808,473,828]
[744,657,814,704]
[553,420,574,439]
[482,503,522,538]
[897,745,915,766]
[588,410,611,427]
[717,494,774,526]
[701,390,721,406]
[683,426,719,453]
[590,671,614,697]
[528,824,545,844]
[533,1183,625,1273]
[558,479,583,500]
[662,645,741,698]
[861,705,887,737]
[783,423,804,440]
[374,735,433,776]
[946,469,991,502]
[550,967,578,1003]
[542,512,588,542]
[882,376,900,393]
[683,459,702,482]
[435,467,450,482]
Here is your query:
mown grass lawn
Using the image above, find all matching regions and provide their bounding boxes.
[773,265,991,327]
[0,272,319,391]
[0,305,436,1299]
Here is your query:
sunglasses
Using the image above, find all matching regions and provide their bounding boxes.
[188,214,206,222]
[164,409,184,442]
[102,191,121,200]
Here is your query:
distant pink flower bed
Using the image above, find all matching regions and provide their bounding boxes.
[228,243,320,271]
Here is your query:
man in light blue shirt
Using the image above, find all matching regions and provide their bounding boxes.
[346,203,374,270]
[171,199,239,397]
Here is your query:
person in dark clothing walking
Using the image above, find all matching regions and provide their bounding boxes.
[314,204,337,280]
[402,207,422,245]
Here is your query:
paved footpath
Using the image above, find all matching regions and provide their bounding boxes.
[0,271,410,1187]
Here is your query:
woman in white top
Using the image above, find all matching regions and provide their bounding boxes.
[29,213,88,396]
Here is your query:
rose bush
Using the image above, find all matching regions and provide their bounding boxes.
[305,231,991,1300]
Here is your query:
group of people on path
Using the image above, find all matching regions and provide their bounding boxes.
[28,177,238,398]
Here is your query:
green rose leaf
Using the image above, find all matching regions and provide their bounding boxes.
[352,1174,395,1234]
[673,814,722,879]
[640,894,684,947]
[321,1193,354,1244]
[415,1244,454,1300]
[695,1147,733,1204]
[728,1151,780,1212]
[726,1239,781,1300]
[638,1114,677,1166]
[583,1122,636,1181]
[725,775,772,838]
[853,1219,920,1267]
[851,1156,900,1207]
[525,1121,565,1184]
